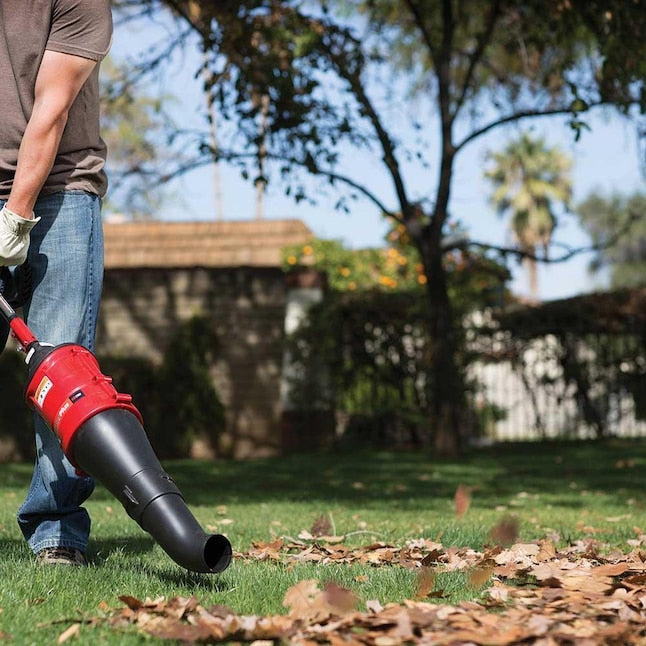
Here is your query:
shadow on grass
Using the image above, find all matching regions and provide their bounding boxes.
[89,535,156,562]
[151,566,234,591]
[163,439,646,511]
[88,537,233,589]
[1,439,644,512]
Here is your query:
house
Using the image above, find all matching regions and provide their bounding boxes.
[98,218,326,459]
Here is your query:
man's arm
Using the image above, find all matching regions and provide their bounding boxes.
[6,50,97,219]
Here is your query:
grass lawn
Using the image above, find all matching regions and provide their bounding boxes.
[0,439,644,643]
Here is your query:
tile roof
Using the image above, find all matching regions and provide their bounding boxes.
[103,218,313,269]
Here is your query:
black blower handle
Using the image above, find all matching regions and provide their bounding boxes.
[0,262,36,350]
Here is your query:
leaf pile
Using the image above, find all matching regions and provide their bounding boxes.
[96,536,646,644]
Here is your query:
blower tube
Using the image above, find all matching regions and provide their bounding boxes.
[72,408,232,573]
[24,342,232,574]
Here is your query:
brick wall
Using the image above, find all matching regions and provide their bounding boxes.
[96,266,288,459]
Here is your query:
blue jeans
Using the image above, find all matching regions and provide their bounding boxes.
[4,191,104,555]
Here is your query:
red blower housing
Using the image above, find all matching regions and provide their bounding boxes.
[0,286,232,574]
[25,343,142,463]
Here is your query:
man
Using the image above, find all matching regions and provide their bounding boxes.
[0,0,113,565]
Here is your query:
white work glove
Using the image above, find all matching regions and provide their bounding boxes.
[0,206,40,266]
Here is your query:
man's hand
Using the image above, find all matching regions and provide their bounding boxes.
[0,206,40,267]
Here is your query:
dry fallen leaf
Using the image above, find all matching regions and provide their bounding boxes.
[57,623,80,644]
[76,535,646,645]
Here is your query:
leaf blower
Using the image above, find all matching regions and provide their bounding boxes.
[0,265,232,573]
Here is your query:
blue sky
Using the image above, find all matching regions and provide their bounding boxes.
[109,12,644,302]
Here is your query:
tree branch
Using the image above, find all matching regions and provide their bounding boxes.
[261,151,398,219]
[453,0,502,115]
[324,30,411,220]
[124,142,399,220]
[454,104,606,154]
[402,0,438,65]
[451,209,642,264]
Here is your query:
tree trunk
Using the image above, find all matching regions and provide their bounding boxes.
[417,236,467,458]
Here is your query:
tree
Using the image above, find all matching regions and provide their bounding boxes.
[110,0,645,456]
[577,191,646,288]
[485,133,572,299]
[100,57,178,218]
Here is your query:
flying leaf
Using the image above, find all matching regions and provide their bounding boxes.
[453,484,473,518]
[311,514,332,537]
[468,565,494,589]
[323,581,359,614]
[282,579,330,623]
[488,516,520,547]
[415,567,436,598]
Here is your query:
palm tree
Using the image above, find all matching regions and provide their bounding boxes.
[485,133,573,298]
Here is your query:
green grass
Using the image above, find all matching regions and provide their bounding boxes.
[0,439,645,643]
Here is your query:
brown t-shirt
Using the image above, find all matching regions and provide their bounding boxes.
[0,0,113,199]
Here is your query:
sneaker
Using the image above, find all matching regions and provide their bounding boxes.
[36,547,87,566]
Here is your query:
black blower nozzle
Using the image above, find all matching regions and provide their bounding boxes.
[73,408,232,573]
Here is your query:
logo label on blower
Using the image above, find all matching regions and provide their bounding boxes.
[35,376,53,408]
[55,399,73,432]
[54,390,85,433]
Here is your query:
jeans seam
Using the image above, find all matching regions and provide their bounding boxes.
[86,217,95,348]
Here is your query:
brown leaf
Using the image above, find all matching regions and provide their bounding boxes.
[283,579,330,623]
[488,515,520,547]
[365,599,383,613]
[532,562,564,586]
[421,548,445,566]
[248,538,284,561]
[594,562,629,577]
[163,595,199,620]
[453,484,473,518]
[311,514,332,537]
[145,617,213,642]
[323,581,359,614]
[468,565,494,589]
[57,623,80,644]
[415,567,436,599]
[118,595,144,610]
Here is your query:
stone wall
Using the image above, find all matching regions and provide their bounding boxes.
[96,266,288,459]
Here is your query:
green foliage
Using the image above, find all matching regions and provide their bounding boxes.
[0,350,36,461]
[281,233,510,447]
[284,289,436,446]
[576,191,646,288]
[282,236,426,292]
[99,57,178,218]
[101,316,226,459]
[484,132,573,296]
[156,316,226,456]
[282,230,510,312]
